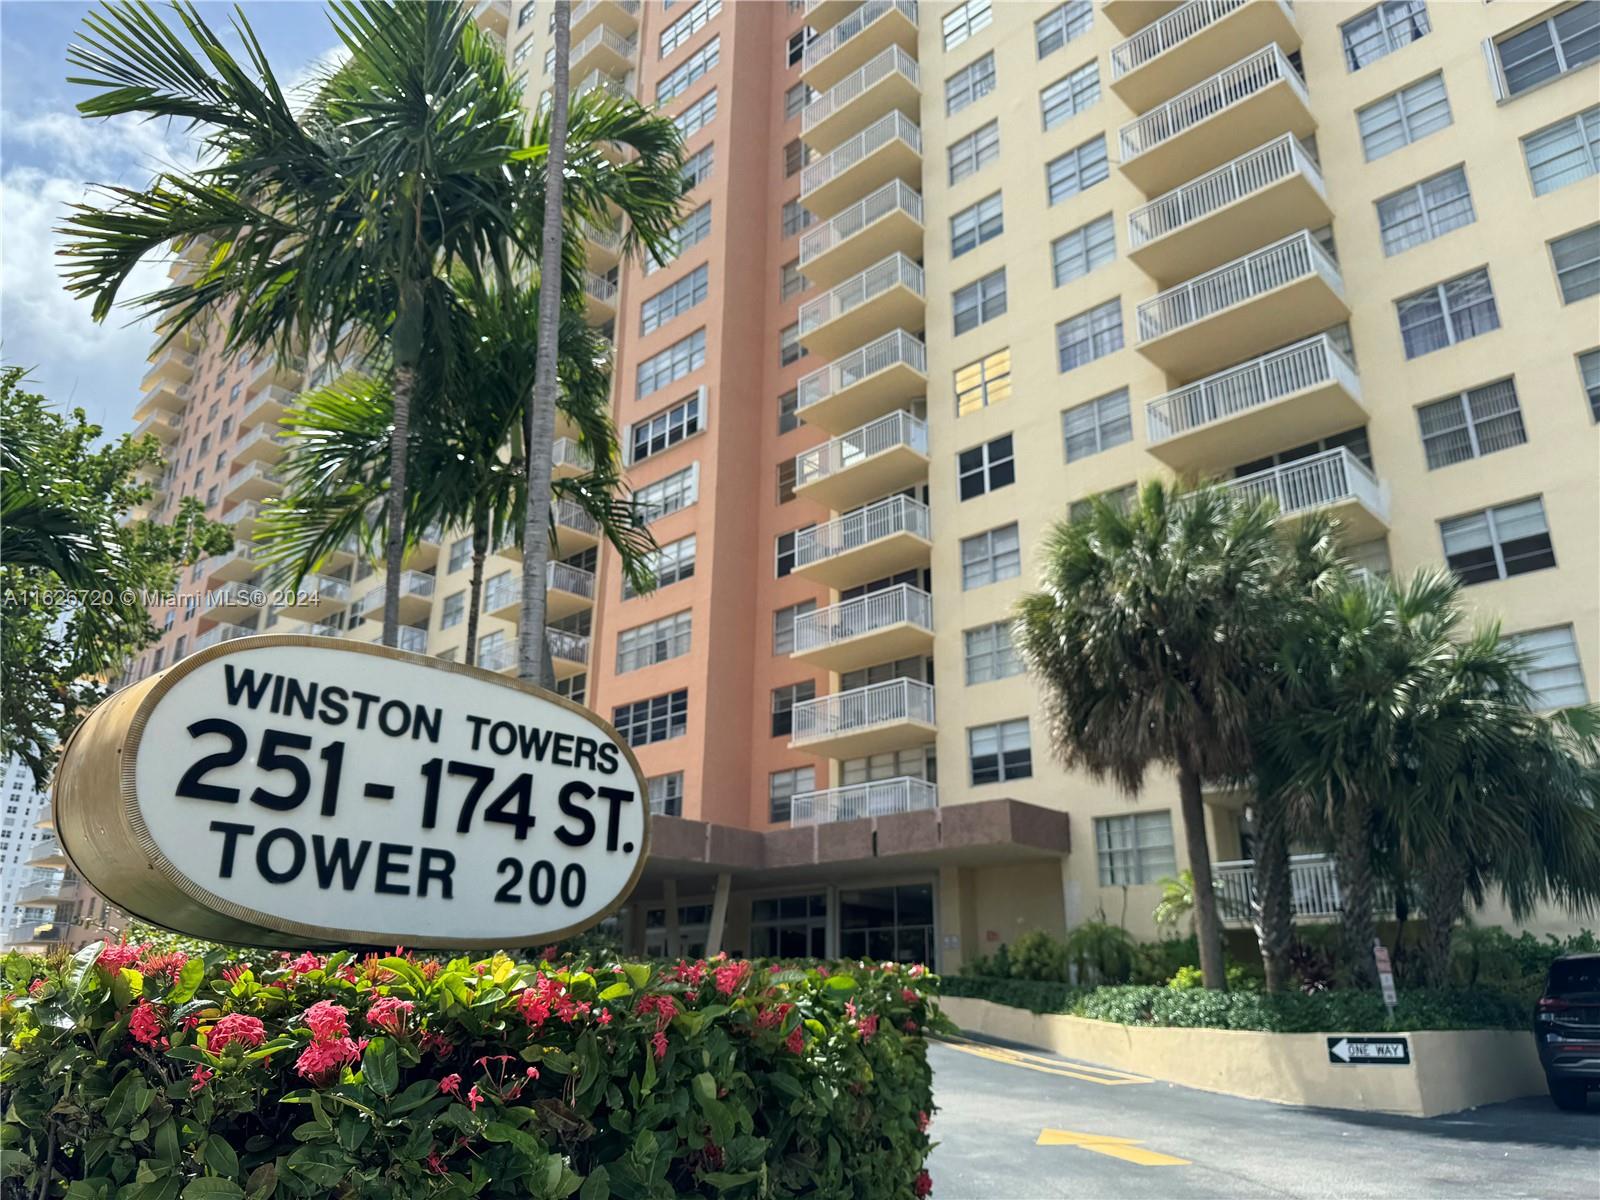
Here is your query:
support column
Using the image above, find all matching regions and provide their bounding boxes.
[704,872,731,956]
[662,878,680,958]
[1059,854,1080,932]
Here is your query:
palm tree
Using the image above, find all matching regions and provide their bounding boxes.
[58,1,527,649]
[1016,481,1332,990]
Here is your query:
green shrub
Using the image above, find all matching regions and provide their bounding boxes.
[0,942,947,1198]
[1004,931,1070,983]
[1064,921,1136,985]
[1166,966,1204,991]
[1131,936,1199,985]
[939,976,1081,1015]
[1072,984,1526,1033]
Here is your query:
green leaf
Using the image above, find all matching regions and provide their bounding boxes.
[182,1179,245,1198]
[823,974,857,991]
[362,1036,398,1097]
[597,981,633,1002]
[691,1072,718,1109]
[169,957,206,1004]
[622,963,652,990]
[112,967,144,1008]
[69,941,105,996]
[578,1167,610,1200]
[243,1162,278,1200]
[104,1072,153,1131]
[203,1134,239,1178]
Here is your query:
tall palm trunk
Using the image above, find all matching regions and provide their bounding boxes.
[519,0,571,686]
[1177,761,1227,991]
[1251,791,1294,994]
[1336,788,1379,988]
[465,508,489,666]
[1418,847,1466,988]
[383,285,424,648]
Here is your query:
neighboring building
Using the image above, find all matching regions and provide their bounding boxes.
[0,757,114,952]
[123,0,1598,969]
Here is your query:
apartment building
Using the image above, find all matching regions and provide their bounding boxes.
[1,756,116,952]
[114,0,1595,968]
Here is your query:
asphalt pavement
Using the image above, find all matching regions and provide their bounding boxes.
[925,1034,1600,1199]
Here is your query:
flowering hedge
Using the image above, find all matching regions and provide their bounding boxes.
[1,941,946,1198]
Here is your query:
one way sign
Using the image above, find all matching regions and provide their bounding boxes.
[1328,1036,1411,1065]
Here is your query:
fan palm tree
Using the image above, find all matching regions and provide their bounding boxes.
[1016,481,1331,990]
[59,0,527,649]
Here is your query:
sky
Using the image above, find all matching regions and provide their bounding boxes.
[1,0,341,436]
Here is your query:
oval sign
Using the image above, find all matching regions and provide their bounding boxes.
[53,636,650,948]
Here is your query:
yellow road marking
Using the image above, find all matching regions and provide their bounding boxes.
[1037,1128,1190,1167]
[937,1035,1150,1086]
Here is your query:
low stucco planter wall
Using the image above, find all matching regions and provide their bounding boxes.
[939,996,1546,1118]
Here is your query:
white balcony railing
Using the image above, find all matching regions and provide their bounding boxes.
[802,44,919,135]
[572,0,640,27]
[1214,853,1343,922]
[572,23,636,64]
[395,626,428,653]
[194,622,256,651]
[803,0,918,73]
[548,629,591,662]
[132,411,182,439]
[794,494,929,569]
[1135,230,1341,342]
[800,179,923,270]
[1111,0,1260,78]
[1119,45,1307,164]
[790,775,937,826]
[486,563,598,611]
[795,410,927,489]
[584,272,618,305]
[801,110,921,200]
[1128,134,1322,249]
[798,252,923,335]
[477,641,515,672]
[553,497,601,537]
[354,571,431,617]
[792,583,932,655]
[798,329,926,413]
[552,438,591,471]
[222,501,261,527]
[1224,446,1385,521]
[1145,333,1359,444]
[575,68,635,100]
[26,838,64,866]
[791,677,935,745]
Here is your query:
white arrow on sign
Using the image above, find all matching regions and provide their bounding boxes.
[1331,1038,1353,1062]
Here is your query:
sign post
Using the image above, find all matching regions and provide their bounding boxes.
[1373,937,1398,1015]
[52,636,650,948]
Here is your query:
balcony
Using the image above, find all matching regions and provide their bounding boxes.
[797,328,926,436]
[795,410,928,511]
[1111,0,1300,112]
[792,493,931,589]
[33,805,52,831]
[799,179,924,289]
[281,572,353,620]
[553,497,601,553]
[583,221,622,272]
[1134,230,1346,377]
[5,923,64,946]
[222,500,263,536]
[132,380,190,422]
[222,461,285,504]
[800,110,921,220]
[575,67,634,103]
[802,0,918,92]
[132,410,182,443]
[548,628,591,679]
[1223,446,1390,542]
[798,252,924,359]
[572,23,635,77]
[1213,853,1370,925]
[477,640,516,673]
[1128,134,1329,285]
[1118,44,1313,195]
[484,562,596,623]
[140,347,196,390]
[239,385,297,430]
[472,0,510,36]
[403,522,445,572]
[232,424,291,466]
[571,0,639,42]
[248,355,305,394]
[789,678,936,758]
[395,625,428,655]
[791,583,933,673]
[354,570,434,624]
[208,541,264,583]
[194,622,256,651]
[803,0,859,33]
[791,775,937,827]
[1145,334,1365,473]
[803,45,920,154]
[583,271,618,323]
[27,838,68,869]
[15,875,73,907]
[1102,0,1184,36]
[552,437,591,480]
[203,582,263,623]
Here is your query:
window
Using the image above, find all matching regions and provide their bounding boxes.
[946,52,996,115]
[648,773,685,817]
[1376,166,1474,256]
[660,0,721,58]
[1523,105,1600,195]
[968,718,1031,784]
[1036,0,1091,58]
[942,0,992,50]
[1062,388,1132,461]
[768,766,815,823]
[517,0,534,28]
[950,192,1003,257]
[657,36,719,103]
[786,26,816,67]
[634,464,699,521]
[1551,223,1600,302]
[771,682,816,738]
[1051,214,1115,286]
[778,388,801,434]
[625,535,697,598]
[1095,812,1176,885]
[780,259,808,300]
[961,523,1021,589]
[954,348,1011,416]
[1506,626,1589,709]
[1357,73,1451,161]
[630,391,702,462]
[1340,1,1429,71]
[953,268,1007,335]
[1440,498,1556,585]
[781,199,815,238]
[1494,3,1600,98]
[617,610,693,674]
[675,89,718,139]
[779,323,807,366]
[957,434,1015,500]
[1417,379,1527,469]
[683,144,715,188]
[640,265,709,335]
[948,120,1000,186]
[440,591,465,630]
[205,483,219,506]
[776,459,798,504]
[1397,269,1499,359]
[964,622,1022,684]
[645,203,712,276]
[1069,483,1136,524]
[784,81,816,120]
[1046,135,1108,204]
[1055,299,1123,372]
[783,137,814,178]
[613,690,689,747]
[1041,60,1100,130]
[555,672,586,706]
[1579,348,1600,420]
[773,600,817,654]
[776,527,810,578]
[636,329,706,398]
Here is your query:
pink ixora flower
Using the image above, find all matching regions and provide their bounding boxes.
[208,1013,267,1054]
[128,1000,166,1046]
[858,1014,879,1041]
[294,1036,360,1086]
[712,960,751,997]
[596,1008,613,1027]
[365,996,415,1035]
[97,941,143,974]
[301,1000,350,1041]
[635,993,678,1031]
[913,1169,933,1198]
[902,988,918,1005]
[438,1073,462,1096]
[651,1031,669,1061]
[466,1085,485,1112]
[784,1026,804,1055]
[220,963,252,985]
[916,1110,930,1133]
[138,950,188,982]
[286,951,326,978]
[426,1151,447,1176]
[190,1065,214,1094]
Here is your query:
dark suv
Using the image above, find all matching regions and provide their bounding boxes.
[1536,953,1600,1111]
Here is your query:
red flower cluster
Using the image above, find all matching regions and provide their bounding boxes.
[285,951,325,978]
[636,993,678,1031]
[96,941,143,974]
[128,999,166,1047]
[294,1001,359,1086]
[301,999,350,1041]
[712,959,751,996]
[139,951,188,982]
[365,996,415,1035]
[515,973,591,1031]
[207,1012,266,1054]
[913,1169,933,1197]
